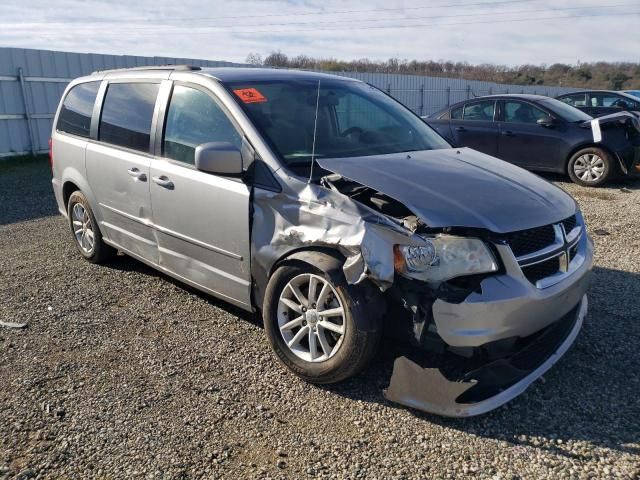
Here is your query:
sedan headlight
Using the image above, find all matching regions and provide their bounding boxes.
[394,235,498,283]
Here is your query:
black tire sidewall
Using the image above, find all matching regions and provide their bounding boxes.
[263,261,376,384]
[568,147,612,187]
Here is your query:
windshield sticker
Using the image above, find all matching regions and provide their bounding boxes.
[234,88,267,104]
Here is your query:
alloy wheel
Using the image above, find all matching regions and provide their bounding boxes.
[277,273,346,363]
[72,203,95,254]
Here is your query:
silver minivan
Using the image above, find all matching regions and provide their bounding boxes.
[51,66,593,416]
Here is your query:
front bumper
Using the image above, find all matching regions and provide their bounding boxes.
[383,217,593,417]
[384,295,587,417]
[433,231,593,348]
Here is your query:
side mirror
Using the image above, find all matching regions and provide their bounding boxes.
[195,142,243,175]
[537,115,556,128]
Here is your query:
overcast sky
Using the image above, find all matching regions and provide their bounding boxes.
[1,0,638,66]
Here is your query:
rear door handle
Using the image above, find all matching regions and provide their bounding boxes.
[127,167,147,181]
[501,130,515,136]
[152,175,174,189]
[454,126,467,132]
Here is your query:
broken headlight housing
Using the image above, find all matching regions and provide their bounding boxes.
[394,235,498,283]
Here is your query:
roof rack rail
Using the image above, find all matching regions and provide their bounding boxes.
[92,64,202,74]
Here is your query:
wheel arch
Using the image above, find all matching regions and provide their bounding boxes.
[59,167,104,223]
[62,180,80,209]
[565,142,621,174]
[260,246,385,333]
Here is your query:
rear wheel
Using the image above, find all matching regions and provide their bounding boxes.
[263,252,381,384]
[568,147,614,187]
[67,191,115,263]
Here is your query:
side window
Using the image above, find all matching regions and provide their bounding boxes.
[590,93,625,108]
[451,106,463,120]
[56,81,100,137]
[99,83,160,152]
[503,101,548,124]
[164,85,242,165]
[462,100,495,121]
[559,94,587,107]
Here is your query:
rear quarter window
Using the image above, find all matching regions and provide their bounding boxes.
[99,83,160,152]
[56,81,101,137]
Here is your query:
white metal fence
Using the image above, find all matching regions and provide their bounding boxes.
[0,47,582,158]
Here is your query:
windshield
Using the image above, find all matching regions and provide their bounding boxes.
[624,90,640,99]
[539,98,592,122]
[225,79,450,172]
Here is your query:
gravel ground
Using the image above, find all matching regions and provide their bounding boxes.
[1,157,638,479]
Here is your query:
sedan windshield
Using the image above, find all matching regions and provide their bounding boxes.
[539,98,592,122]
[225,79,450,172]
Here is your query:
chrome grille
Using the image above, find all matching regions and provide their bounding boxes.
[504,214,583,288]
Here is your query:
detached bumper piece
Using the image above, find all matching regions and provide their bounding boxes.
[384,295,587,417]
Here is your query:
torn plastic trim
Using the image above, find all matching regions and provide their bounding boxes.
[580,110,640,134]
[383,295,587,417]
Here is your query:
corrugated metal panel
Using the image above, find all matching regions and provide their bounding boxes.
[0,47,250,155]
[0,47,584,157]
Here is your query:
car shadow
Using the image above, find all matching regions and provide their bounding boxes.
[0,156,59,225]
[104,254,260,327]
[317,265,640,458]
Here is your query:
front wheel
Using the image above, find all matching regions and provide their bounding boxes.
[567,147,614,187]
[263,252,382,384]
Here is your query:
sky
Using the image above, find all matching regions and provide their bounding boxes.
[0,0,639,66]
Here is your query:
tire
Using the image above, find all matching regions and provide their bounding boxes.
[263,252,382,384]
[567,147,615,187]
[67,190,115,263]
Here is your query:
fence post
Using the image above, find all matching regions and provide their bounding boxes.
[446,86,451,106]
[18,67,37,156]
[387,83,391,94]
[419,84,424,116]
[466,85,471,99]
[489,87,493,95]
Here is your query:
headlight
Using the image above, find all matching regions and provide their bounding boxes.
[394,235,498,283]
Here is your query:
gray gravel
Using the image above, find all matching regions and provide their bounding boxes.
[1,158,639,479]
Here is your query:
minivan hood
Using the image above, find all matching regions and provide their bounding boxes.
[317,148,576,234]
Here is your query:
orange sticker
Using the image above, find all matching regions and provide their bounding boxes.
[233,88,267,104]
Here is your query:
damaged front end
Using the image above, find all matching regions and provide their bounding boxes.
[252,148,593,417]
[384,296,587,417]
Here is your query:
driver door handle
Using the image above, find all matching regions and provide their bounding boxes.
[152,175,174,189]
[502,130,515,136]
[454,126,467,132]
[127,167,147,181]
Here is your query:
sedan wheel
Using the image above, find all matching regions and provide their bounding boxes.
[567,147,613,187]
[277,273,345,362]
[573,153,605,183]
